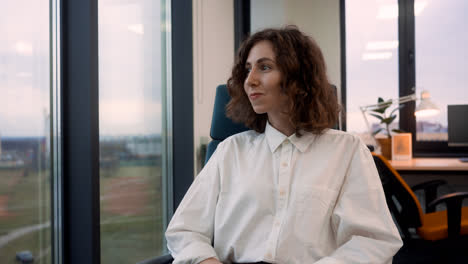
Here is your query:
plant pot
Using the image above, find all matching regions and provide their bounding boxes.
[376,137,392,160]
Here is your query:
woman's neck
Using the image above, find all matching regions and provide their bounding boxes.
[268,113,295,137]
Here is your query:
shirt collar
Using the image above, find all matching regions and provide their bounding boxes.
[264,122,317,153]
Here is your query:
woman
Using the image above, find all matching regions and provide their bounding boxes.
[166,26,402,264]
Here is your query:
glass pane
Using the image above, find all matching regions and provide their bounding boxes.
[98,0,169,263]
[346,0,399,144]
[0,1,52,264]
[415,0,468,141]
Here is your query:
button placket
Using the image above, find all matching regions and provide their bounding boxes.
[278,141,292,203]
[267,140,293,260]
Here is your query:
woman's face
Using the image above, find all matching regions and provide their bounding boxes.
[244,41,289,116]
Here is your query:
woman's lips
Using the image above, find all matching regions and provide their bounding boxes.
[249,93,263,100]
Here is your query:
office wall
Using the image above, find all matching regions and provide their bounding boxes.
[193,0,234,175]
[251,0,286,29]
[251,0,342,101]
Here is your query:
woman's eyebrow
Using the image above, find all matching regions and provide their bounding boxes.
[256,57,275,64]
[246,57,275,65]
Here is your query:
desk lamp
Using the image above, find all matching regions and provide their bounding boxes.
[360,90,440,150]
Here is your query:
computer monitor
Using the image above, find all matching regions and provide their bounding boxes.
[448,104,468,147]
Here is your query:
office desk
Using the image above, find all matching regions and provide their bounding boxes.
[389,158,468,172]
[389,158,468,195]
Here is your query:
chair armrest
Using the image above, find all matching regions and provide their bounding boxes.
[411,179,449,213]
[427,192,468,238]
[411,179,448,192]
[137,254,174,264]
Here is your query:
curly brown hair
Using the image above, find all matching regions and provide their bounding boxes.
[226,25,340,136]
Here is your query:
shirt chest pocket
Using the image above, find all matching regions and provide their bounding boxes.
[293,185,339,245]
[295,186,338,212]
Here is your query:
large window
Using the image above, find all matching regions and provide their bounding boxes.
[345,0,468,156]
[98,0,170,263]
[415,0,468,142]
[0,1,52,263]
[345,0,399,145]
[1,1,192,263]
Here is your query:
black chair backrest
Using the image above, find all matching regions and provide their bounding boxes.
[372,154,423,239]
[204,84,249,164]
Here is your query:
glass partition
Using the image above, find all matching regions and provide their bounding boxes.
[345,0,399,144]
[98,0,170,263]
[0,1,52,263]
[415,0,468,142]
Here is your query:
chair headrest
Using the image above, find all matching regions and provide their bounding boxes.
[210,84,249,140]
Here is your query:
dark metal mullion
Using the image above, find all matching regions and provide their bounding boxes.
[398,0,416,143]
[340,0,347,131]
[171,0,194,212]
[61,0,100,263]
[234,0,250,54]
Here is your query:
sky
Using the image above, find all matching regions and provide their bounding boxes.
[1,0,467,137]
[0,0,165,137]
[346,0,468,133]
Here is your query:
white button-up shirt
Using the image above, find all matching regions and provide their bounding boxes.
[166,122,402,264]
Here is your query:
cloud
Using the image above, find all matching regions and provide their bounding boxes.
[99,99,162,135]
[0,85,48,136]
[0,87,163,136]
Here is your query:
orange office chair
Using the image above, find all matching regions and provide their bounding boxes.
[372,153,468,263]
[372,153,468,241]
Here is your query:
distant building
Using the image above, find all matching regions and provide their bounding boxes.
[126,135,161,157]
[416,121,448,141]
[0,137,44,169]
[416,120,447,133]
[99,134,162,160]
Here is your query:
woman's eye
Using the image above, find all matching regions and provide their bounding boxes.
[261,65,271,71]
[245,67,252,72]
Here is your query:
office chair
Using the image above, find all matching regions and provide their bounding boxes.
[204,84,249,163]
[372,153,468,263]
[137,85,247,264]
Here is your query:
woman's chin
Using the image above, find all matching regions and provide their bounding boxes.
[252,107,267,114]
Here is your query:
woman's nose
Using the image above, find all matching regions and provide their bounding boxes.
[245,69,259,87]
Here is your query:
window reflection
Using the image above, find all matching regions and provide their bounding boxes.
[415,0,468,141]
[0,1,51,263]
[98,0,169,263]
[346,0,399,144]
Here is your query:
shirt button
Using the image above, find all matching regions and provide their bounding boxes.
[279,189,286,196]
[282,162,288,167]
[266,252,272,259]
[275,221,280,227]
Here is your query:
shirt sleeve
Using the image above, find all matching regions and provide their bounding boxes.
[165,141,226,264]
[316,139,403,264]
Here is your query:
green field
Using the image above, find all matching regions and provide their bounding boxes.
[0,165,165,264]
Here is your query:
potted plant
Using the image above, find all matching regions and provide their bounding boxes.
[369,97,404,160]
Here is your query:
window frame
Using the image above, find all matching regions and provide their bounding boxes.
[59,0,193,263]
[341,0,468,157]
[398,0,468,157]
[234,0,251,54]
[60,1,101,263]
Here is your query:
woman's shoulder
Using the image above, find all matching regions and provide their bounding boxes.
[222,129,261,145]
[321,129,360,140]
[316,129,364,147]
[309,130,370,160]
[213,130,262,158]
